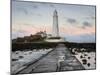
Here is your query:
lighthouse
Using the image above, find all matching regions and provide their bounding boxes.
[52,10,59,37]
[45,10,65,42]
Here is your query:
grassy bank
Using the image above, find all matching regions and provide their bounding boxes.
[12,42,96,52]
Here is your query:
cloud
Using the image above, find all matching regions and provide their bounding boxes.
[17,7,28,15]
[60,25,95,36]
[36,13,42,17]
[22,23,35,27]
[32,5,38,9]
[91,16,96,19]
[29,3,39,9]
[83,16,96,20]
[16,7,42,17]
[83,21,91,26]
[17,30,28,33]
[66,18,77,24]
[49,4,55,8]
[81,21,92,29]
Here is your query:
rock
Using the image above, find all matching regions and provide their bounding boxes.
[80,55,83,58]
[94,62,96,64]
[88,57,91,59]
[12,59,18,61]
[87,63,91,67]
[94,58,96,61]
[19,56,24,59]
[82,59,87,65]
[84,54,87,56]
[29,52,32,54]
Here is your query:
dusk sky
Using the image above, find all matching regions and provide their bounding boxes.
[12,0,96,43]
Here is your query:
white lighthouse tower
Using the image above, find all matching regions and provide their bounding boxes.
[52,10,59,37]
[45,10,65,42]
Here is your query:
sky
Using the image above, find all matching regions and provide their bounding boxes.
[12,0,96,43]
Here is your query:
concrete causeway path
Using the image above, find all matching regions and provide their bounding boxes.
[16,44,85,74]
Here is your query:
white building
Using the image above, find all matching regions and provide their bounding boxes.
[52,10,59,37]
[45,10,65,42]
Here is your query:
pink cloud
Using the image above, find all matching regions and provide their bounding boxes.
[12,23,95,38]
[60,25,95,36]
[12,24,52,36]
